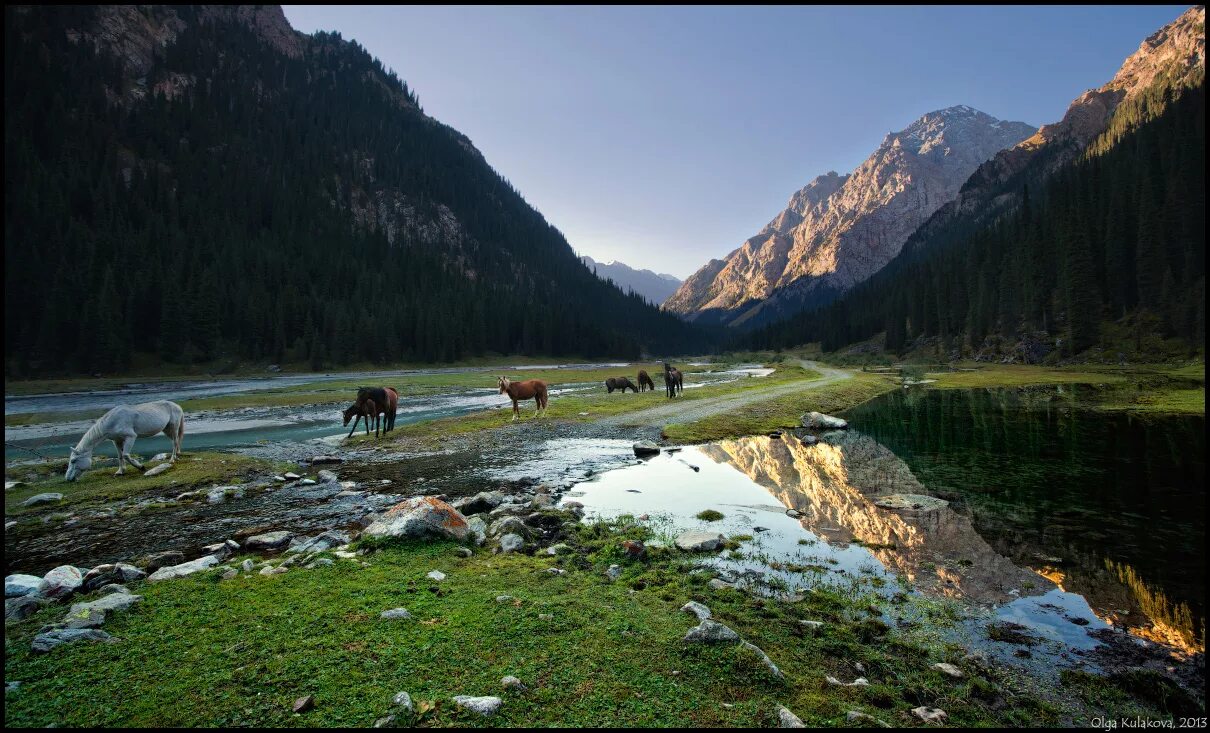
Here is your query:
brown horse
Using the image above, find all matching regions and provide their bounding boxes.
[637,370,656,392]
[498,376,548,420]
[662,362,684,398]
[343,399,378,438]
[353,386,399,437]
[605,376,638,394]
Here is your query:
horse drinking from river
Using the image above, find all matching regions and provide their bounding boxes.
[343,399,378,438]
[352,387,398,438]
[498,376,548,420]
[65,400,185,481]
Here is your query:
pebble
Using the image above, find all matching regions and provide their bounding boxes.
[293,695,315,713]
[452,695,502,716]
[380,608,412,620]
[933,662,963,679]
[426,570,446,582]
[501,675,525,690]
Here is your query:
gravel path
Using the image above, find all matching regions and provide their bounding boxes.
[599,361,853,428]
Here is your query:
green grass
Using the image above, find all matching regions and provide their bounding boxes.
[663,372,896,443]
[3,452,283,514]
[927,365,1131,389]
[4,518,1071,728]
[695,510,725,522]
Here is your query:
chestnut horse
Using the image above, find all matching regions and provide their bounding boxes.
[350,386,399,438]
[637,370,656,392]
[605,376,638,394]
[662,362,684,398]
[498,376,548,420]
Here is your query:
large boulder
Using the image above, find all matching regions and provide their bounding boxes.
[81,563,145,592]
[5,574,43,598]
[674,531,725,552]
[147,555,221,582]
[683,619,740,643]
[363,497,470,542]
[800,411,848,430]
[31,628,116,654]
[69,592,142,617]
[38,566,84,600]
[5,595,45,621]
[244,531,293,551]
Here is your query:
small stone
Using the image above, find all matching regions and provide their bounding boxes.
[501,675,525,690]
[800,620,824,631]
[708,578,736,591]
[241,559,255,573]
[675,531,724,552]
[681,601,711,621]
[606,564,622,580]
[538,613,554,621]
[245,531,293,551]
[221,568,238,580]
[391,691,413,712]
[373,715,396,728]
[498,533,524,554]
[293,695,315,713]
[426,570,446,582]
[380,608,412,620]
[778,705,806,728]
[63,607,106,629]
[284,472,301,480]
[932,662,962,679]
[21,493,63,507]
[621,540,646,559]
[143,463,172,477]
[545,568,566,575]
[495,595,514,603]
[317,469,339,482]
[544,543,572,556]
[683,619,740,643]
[826,675,869,687]
[846,711,891,727]
[456,547,473,558]
[632,440,661,457]
[452,695,502,716]
[911,707,948,725]
[143,551,186,574]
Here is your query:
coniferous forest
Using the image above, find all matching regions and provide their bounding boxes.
[741,75,1205,360]
[3,6,711,376]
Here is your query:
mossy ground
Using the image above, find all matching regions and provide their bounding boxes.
[4,518,1093,728]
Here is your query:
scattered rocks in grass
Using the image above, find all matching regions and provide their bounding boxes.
[259,565,288,576]
[380,608,412,620]
[675,531,724,552]
[545,568,566,575]
[364,497,471,542]
[825,675,869,687]
[147,555,220,582]
[538,613,554,621]
[241,559,255,573]
[373,715,396,728]
[801,411,848,430]
[621,540,646,559]
[220,568,238,580]
[452,695,502,716]
[63,607,106,629]
[245,531,293,551]
[80,563,145,593]
[911,707,948,725]
[143,463,172,477]
[304,558,334,569]
[544,543,572,556]
[38,565,83,600]
[5,574,42,598]
[293,695,316,713]
[498,533,524,554]
[69,592,140,618]
[606,564,622,581]
[495,595,514,603]
[456,547,473,558]
[427,570,446,582]
[777,705,806,727]
[207,485,244,504]
[933,662,963,678]
[708,578,737,591]
[681,601,711,621]
[6,480,27,491]
[501,675,525,691]
[21,493,63,507]
[31,628,116,653]
[683,619,740,643]
[800,620,825,631]
[142,551,185,574]
[288,531,352,555]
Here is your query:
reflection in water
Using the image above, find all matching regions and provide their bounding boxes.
[701,433,1053,605]
[844,386,1205,655]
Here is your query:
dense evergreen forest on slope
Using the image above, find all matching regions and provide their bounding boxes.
[3,6,709,376]
[741,76,1206,361]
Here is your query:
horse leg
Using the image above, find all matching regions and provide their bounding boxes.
[174,418,185,461]
[113,438,126,475]
[123,434,145,471]
[512,399,519,421]
[347,415,360,439]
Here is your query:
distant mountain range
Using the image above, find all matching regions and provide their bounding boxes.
[664,106,1036,327]
[580,256,682,306]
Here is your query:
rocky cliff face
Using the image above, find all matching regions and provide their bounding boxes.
[907,5,1206,254]
[664,107,1035,326]
[580,256,682,306]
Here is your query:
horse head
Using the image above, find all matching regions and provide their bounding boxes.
[65,447,92,482]
[342,404,359,427]
[497,376,511,394]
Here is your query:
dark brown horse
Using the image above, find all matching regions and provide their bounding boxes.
[343,398,378,438]
[605,376,638,394]
[498,376,548,421]
[353,386,399,437]
[662,362,684,398]
[637,370,656,392]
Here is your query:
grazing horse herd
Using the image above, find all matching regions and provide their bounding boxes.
[63,362,690,480]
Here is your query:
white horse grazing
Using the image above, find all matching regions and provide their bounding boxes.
[65,401,185,481]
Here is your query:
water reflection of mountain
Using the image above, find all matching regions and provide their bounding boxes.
[845,387,1205,655]
[700,432,1052,605]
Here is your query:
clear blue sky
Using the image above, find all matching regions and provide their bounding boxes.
[283,5,1188,279]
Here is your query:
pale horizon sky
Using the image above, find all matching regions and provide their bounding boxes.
[283,5,1188,279]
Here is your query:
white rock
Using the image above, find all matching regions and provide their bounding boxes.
[501,675,525,690]
[778,705,806,728]
[933,662,963,679]
[681,601,711,621]
[5,574,43,598]
[426,570,446,582]
[391,691,413,712]
[147,555,220,582]
[912,707,948,725]
[143,463,172,477]
[683,619,740,643]
[22,493,63,507]
[380,608,412,620]
[675,531,725,552]
[39,565,83,599]
[452,695,502,716]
